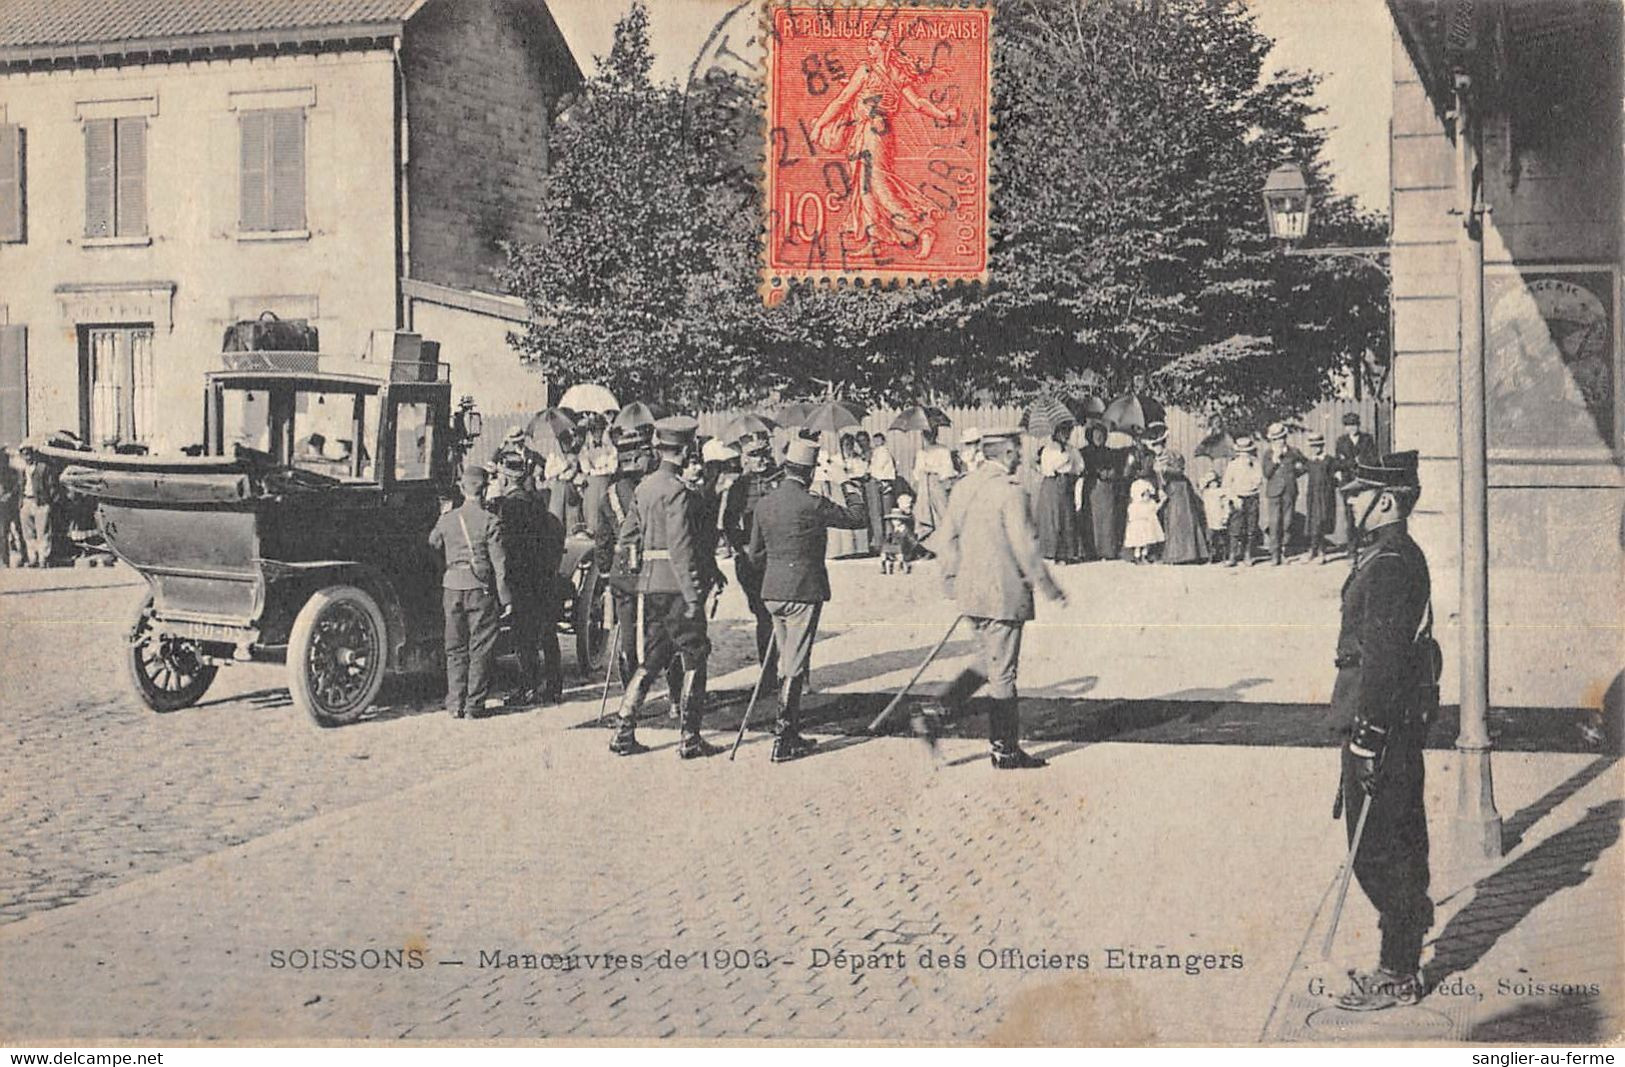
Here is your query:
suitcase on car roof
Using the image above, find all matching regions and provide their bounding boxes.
[221,311,319,353]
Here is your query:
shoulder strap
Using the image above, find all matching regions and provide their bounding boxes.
[608,481,626,524]
[456,511,475,558]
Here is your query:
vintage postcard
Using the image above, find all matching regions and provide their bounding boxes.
[0,0,1620,1053]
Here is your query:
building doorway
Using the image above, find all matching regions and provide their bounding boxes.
[77,324,155,448]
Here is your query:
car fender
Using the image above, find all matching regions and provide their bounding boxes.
[258,559,409,669]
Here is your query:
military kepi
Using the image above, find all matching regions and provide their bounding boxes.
[784,437,820,468]
[652,415,699,451]
[978,426,1023,446]
[1341,449,1420,495]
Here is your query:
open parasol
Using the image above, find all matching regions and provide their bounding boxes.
[721,412,778,445]
[1103,393,1167,435]
[889,405,953,433]
[775,401,813,427]
[800,400,867,439]
[557,383,619,414]
[1064,395,1106,422]
[525,407,577,456]
[612,401,665,434]
[1022,395,1076,439]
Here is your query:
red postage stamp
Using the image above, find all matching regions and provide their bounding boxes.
[763,3,992,291]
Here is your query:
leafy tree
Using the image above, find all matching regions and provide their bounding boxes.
[506,0,1389,420]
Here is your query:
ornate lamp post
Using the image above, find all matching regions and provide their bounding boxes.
[1262,159,1502,877]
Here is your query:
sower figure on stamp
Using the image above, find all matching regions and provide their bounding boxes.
[594,425,653,686]
[746,436,869,762]
[1330,450,1438,1011]
[609,416,720,759]
[928,427,1068,770]
[722,432,785,691]
[430,465,513,719]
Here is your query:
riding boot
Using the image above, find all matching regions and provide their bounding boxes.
[609,669,652,755]
[666,661,685,719]
[990,698,1045,769]
[771,677,817,762]
[677,663,721,759]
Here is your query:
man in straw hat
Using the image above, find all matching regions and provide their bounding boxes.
[1220,434,1264,566]
[429,465,513,718]
[932,427,1067,769]
[609,416,720,758]
[1262,421,1306,566]
[1329,450,1437,1011]
[747,436,869,762]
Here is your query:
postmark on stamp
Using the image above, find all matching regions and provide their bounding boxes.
[763,2,992,291]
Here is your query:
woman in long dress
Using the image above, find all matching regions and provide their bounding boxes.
[1036,428,1078,562]
[825,433,870,558]
[911,427,957,555]
[578,416,617,537]
[1080,423,1123,561]
[1156,451,1210,564]
[855,431,887,551]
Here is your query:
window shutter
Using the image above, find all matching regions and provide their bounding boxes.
[269,109,305,232]
[0,325,27,448]
[115,117,147,237]
[0,124,22,243]
[239,110,269,231]
[84,118,114,238]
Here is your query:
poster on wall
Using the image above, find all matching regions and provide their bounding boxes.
[1486,264,1619,455]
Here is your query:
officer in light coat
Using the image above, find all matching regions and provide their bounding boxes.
[932,427,1067,769]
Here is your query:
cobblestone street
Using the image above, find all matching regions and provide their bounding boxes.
[1,562,1619,1044]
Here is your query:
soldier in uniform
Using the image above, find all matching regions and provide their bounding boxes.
[722,433,785,690]
[1330,450,1436,1011]
[490,451,565,706]
[930,427,1068,769]
[429,466,513,718]
[746,437,869,762]
[609,416,721,759]
[594,425,652,685]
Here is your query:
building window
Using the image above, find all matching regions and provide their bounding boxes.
[79,325,155,447]
[84,117,146,239]
[0,124,23,243]
[239,109,305,233]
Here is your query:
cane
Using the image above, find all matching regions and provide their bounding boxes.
[729,630,778,761]
[597,615,622,726]
[867,614,965,734]
[1321,791,1374,959]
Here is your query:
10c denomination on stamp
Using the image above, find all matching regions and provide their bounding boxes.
[763,2,992,290]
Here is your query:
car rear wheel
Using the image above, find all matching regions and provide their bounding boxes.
[127,593,218,713]
[573,561,607,675]
[288,585,387,728]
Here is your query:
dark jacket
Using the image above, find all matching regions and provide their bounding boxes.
[430,500,512,604]
[594,472,641,593]
[492,489,563,603]
[1263,445,1306,502]
[1333,432,1379,484]
[1330,523,1431,746]
[747,474,868,603]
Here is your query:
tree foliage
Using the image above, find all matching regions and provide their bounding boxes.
[505,0,1389,421]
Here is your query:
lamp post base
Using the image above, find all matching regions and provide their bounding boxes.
[1445,742,1503,881]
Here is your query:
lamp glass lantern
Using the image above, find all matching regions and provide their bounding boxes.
[1262,163,1312,241]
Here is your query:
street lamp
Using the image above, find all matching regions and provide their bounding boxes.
[1262,163,1312,241]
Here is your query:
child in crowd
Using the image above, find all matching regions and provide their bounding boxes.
[1200,473,1231,564]
[1123,474,1163,564]
[880,507,916,574]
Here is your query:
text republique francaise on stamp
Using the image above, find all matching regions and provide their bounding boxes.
[763,3,993,292]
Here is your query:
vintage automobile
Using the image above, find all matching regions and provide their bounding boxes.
[43,338,607,727]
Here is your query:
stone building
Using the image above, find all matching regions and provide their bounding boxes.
[0,0,579,451]
[1386,0,1622,710]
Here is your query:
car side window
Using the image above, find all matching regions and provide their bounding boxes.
[293,389,371,481]
[394,401,434,481]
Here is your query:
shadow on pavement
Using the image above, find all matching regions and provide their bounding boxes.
[1500,755,1621,852]
[1424,799,1623,1009]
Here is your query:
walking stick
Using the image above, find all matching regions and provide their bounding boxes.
[729,630,778,761]
[1321,791,1374,959]
[597,615,622,726]
[867,614,965,734]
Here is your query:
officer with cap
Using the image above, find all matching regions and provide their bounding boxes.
[610,415,720,758]
[931,427,1067,769]
[490,449,565,705]
[746,436,869,762]
[429,465,513,717]
[1329,450,1436,1011]
[722,432,785,690]
[595,424,653,684]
